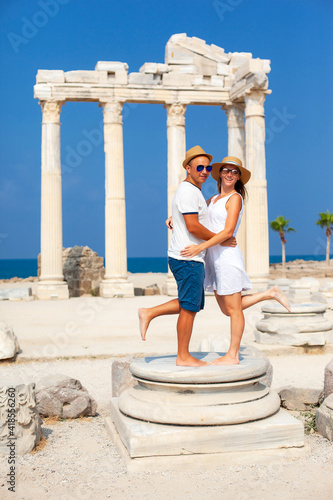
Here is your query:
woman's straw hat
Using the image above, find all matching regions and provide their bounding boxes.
[211,156,251,184]
[182,145,213,168]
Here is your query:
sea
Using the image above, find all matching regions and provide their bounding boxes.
[0,255,331,280]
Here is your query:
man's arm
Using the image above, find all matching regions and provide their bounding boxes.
[183,214,236,246]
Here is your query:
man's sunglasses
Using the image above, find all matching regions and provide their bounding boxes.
[196,165,213,172]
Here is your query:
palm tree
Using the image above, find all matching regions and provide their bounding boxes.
[270,216,296,268]
[316,210,333,266]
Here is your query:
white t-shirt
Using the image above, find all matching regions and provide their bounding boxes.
[168,181,208,263]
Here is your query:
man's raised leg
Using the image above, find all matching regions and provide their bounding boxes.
[176,307,207,367]
[139,299,180,341]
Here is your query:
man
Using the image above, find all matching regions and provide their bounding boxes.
[138,146,235,367]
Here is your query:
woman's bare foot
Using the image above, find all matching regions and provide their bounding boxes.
[210,353,239,365]
[270,285,291,312]
[176,354,207,367]
[138,308,151,341]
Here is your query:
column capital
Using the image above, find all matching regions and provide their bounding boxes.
[101,100,123,125]
[223,103,245,129]
[244,90,266,118]
[40,100,64,123]
[165,102,186,127]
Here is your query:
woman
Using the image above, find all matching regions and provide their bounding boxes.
[180,156,291,365]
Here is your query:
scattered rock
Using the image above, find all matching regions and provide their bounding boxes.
[0,322,20,360]
[0,287,32,301]
[316,394,333,441]
[35,374,97,418]
[324,359,333,398]
[279,386,322,410]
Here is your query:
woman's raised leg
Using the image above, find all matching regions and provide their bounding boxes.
[241,285,290,312]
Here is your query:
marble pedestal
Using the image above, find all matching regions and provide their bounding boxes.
[106,353,305,471]
[255,303,333,346]
[37,281,69,300]
[100,278,134,298]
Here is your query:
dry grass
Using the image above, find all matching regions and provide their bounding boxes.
[30,434,47,454]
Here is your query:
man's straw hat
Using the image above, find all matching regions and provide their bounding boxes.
[211,156,251,184]
[182,145,213,168]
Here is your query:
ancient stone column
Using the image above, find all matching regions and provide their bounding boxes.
[224,103,246,262]
[244,90,270,287]
[37,101,69,300]
[100,101,134,298]
[163,103,187,296]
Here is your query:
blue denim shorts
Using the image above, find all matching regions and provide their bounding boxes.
[168,257,205,313]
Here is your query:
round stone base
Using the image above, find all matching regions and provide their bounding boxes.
[118,353,280,426]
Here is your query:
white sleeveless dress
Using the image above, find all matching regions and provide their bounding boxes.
[204,193,252,295]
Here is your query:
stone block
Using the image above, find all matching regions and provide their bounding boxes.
[224,77,234,88]
[65,71,100,84]
[299,277,320,292]
[211,44,230,63]
[0,322,20,360]
[109,402,304,460]
[254,330,329,346]
[210,75,224,87]
[95,61,128,72]
[128,72,161,85]
[36,70,65,84]
[139,62,157,73]
[0,287,32,300]
[162,73,194,86]
[168,64,199,74]
[0,381,42,455]
[268,278,294,293]
[112,359,136,397]
[262,59,271,74]
[229,52,252,68]
[165,43,196,65]
[235,58,264,82]
[35,374,97,418]
[193,76,204,86]
[324,359,333,398]
[144,284,160,296]
[217,63,231,76]
[316,394,333,440]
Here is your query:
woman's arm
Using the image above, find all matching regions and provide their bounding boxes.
[180,194,242,257]
[206,196,214,207]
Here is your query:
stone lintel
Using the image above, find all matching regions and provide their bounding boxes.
[34,83,230,105]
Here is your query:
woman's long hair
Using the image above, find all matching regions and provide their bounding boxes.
[217,167,248,201]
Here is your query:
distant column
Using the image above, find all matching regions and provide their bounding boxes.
[244,90,270,287]
[224,103,246,263]
[37,100,69,300]
[100,100,134,298]
[163,103,187,296]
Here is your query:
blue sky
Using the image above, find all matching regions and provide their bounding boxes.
[0,0,332,260]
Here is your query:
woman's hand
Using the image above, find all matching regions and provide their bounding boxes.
[165,216,173,229]
[180,244,203,258]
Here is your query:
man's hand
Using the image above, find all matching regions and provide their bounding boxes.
[221,236,237,247]
[165,216,173,229]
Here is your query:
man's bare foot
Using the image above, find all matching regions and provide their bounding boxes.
[176,354,207,367]
[270,285,291,312]
[138,308,151,341]
[210,353,239,365]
